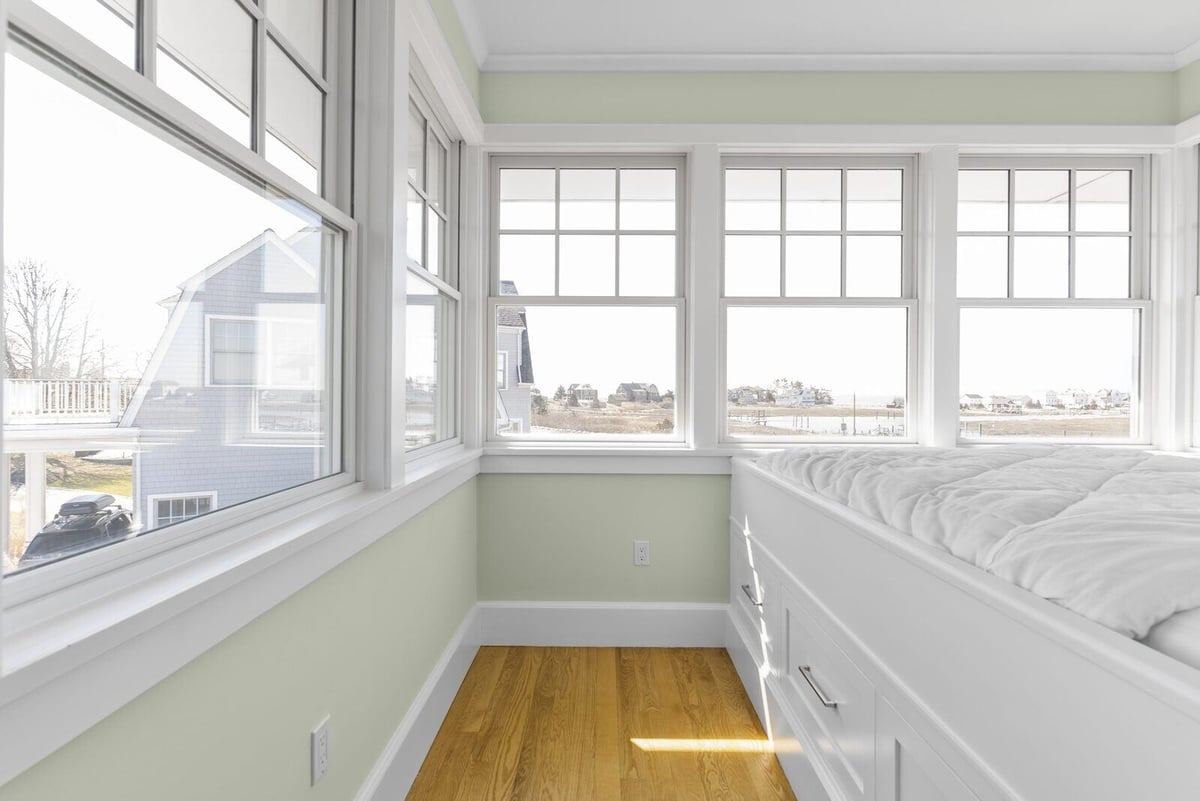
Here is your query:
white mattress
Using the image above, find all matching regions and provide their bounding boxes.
[756,446,1200,669]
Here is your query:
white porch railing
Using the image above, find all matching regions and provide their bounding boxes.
[4,379,139,424]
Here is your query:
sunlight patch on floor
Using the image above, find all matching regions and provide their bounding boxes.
[631,737,802,754]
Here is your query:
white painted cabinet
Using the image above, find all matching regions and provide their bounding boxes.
[876,699,980,801]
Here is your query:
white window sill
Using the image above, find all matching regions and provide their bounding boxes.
[0,453,480,786]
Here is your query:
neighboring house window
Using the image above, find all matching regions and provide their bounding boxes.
[722,157,915,441]
[491,156,685,440]
[497,351,509,389]
[405,85,461,451]
[957,159,1147,441]
[2,1,348,576]
[150,493,217,529]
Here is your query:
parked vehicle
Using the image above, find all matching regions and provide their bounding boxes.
[17,494,138,569]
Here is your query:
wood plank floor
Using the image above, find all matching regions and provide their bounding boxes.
[407,647,798,801]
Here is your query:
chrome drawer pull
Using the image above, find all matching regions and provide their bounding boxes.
[798,665,838,709]
[740,584,763,607]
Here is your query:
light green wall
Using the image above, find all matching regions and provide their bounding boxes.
[425,0,480,104]
[1179,60,1200,122]
[477,474,730,603]
[0,480,479,801]
[480,70,1181,125]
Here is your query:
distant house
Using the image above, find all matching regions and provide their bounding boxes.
[960,393,985,409]
[988,395,1023,413]
[1044,390,1062,408]
[568,383,598,405]
[728,385,770,405]
[122,228,331,532]
[1061,388,1092,409]
[777,386,817,407]
[496,280,535,433]
[613,382,661,403]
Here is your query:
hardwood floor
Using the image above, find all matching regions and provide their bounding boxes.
[407,647,797,801]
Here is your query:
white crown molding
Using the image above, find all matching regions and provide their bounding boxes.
[481,51,1181,73]
[1175,37,1200,69]
[447,0,488,67]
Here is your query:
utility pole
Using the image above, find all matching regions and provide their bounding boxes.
[852,392,857,436]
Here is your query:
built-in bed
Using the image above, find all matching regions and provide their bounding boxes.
[727,446,1200,801]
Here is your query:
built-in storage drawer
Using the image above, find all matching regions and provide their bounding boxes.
[782,588,875,801]
[730,521,778,669]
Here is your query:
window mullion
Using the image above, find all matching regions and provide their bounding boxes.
[251,4,267,156]
[137,0,157,81]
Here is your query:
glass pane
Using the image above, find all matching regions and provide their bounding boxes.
[494,306,677,438]
[407,102,426,187]
[499,169,555,230]
[427,211,443,278]
[620,169,675,230]
[560,235,616,296]
[157,0,253,146]
[1012,237,1068,298]
[1075,237,1130,298]
[265,0,324,73]
[845,236,901,297]
[1076,170,1131,232]
[959,308,1137,439]
[560,169,615,230]
[726,307,908,438]
[32,0,136,67]
[429,137,447,209]
[406,188,423,266]
[619,236,675,297]
[785,236,840,297]
[725,170,781,231]
[786,170,841,231]
[405,274,456,450]
[265,40,323,193]
[3,56,340,573]
[956,236,1008,298]
[724,236,781,297]
[1014,170,1068,231]
[498,235,555,296]
[846,170,902,231]
[958,170,1008,232]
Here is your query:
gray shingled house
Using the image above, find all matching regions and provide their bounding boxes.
[121,228,332,532]
[495,280,535,434]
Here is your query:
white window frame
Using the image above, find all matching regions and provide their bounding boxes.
[147,491,219,529]
[486,153,689,446]
[719,154,919,444]
[496,350,509,389]
[1,0,357,663]
[956,155,1152,445]
[404,78,463,457]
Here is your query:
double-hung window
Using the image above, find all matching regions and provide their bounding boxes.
[404,85,460,451]
[722,157,916,441]
[956,158,1148,441]
[489,156,686,440]
[3,0,349,575]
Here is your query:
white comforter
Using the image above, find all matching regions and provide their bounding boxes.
[757,446,1200,639]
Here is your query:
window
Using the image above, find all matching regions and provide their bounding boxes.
[3,15,347,575]
[405,86,460,452]
[957,159,1146,441]
[722,157,915,441]
[490,156,685,440]
[149,493,217,528]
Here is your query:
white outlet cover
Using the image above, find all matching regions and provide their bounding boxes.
[311,716,330,786]
[634,540,651,566]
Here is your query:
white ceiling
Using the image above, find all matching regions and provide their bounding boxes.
[454,0,1200,71]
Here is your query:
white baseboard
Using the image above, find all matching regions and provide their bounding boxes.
[354,605,481,801]
[478,601,729,647]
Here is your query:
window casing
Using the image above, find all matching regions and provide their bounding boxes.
[488,155,687,442]
[2,1,351,580]
[956,156,1150,443]
[404,84,461,452]
[148,492,217,528]
[721,155,917,442]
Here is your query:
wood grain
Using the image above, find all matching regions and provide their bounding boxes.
[407,647,797,801]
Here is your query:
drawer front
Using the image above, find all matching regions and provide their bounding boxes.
[730,522,778,670]
[782,589,875,801]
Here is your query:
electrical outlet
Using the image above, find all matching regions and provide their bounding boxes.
[311,716,330,786]
[634,540,651,566]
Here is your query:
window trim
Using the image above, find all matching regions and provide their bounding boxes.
[956,154,1152,445]
[719,154,919,444]
[147,491,219,529]
[486,153,689,446]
